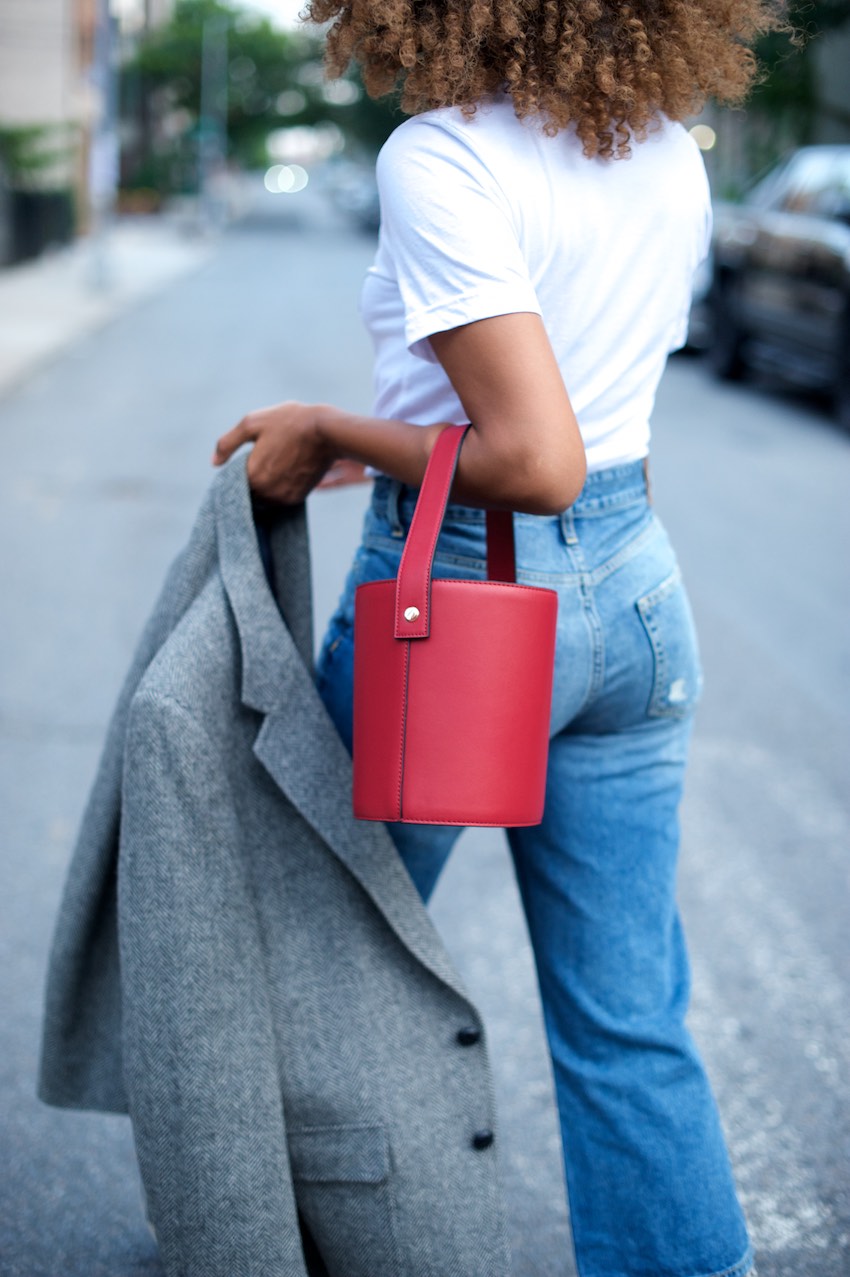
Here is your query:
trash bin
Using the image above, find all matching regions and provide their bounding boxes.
[9,189,75,264]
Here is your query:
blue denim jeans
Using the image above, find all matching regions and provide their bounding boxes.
[315,460,753,1277]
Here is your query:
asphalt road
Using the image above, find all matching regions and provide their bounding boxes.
[1,192,848,1276]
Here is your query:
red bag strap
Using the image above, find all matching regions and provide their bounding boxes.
[394,424,516,640]
[486,509,516,584]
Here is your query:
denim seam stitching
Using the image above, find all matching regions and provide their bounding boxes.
[588,517,658,588]
[563,489,647,517]
[559,528,602,714]
[362,535,488,575]
[580,575,606,707]
[688,1244,755,1277]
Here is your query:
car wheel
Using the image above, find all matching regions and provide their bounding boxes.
[708,278,747,381]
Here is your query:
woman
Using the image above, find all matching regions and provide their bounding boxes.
[213,3,785,1273]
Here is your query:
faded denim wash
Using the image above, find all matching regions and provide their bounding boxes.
[316,459,753,1277]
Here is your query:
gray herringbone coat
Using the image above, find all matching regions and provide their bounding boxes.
[38,454,511,1277]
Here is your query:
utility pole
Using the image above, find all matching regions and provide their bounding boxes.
[199,14,229,229]
[87,0,119,287]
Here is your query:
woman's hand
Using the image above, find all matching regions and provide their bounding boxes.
[212,401,338,504]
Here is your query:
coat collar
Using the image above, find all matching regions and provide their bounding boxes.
[213,454,470,1005]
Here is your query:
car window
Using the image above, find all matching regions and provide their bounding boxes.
[774,151,840,215]
[746,155,795,210]
[814,155,850,221]
[744,148,850,221]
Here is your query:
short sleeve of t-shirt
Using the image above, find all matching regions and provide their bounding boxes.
[375,115,543,362]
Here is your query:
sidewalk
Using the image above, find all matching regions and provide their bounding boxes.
[0,213,216,398]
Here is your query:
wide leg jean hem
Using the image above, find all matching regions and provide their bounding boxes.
[700,1246,756,1277]
[577,1245,755,1277]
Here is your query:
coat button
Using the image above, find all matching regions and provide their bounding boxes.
[456,1026,481,1047]
[472,1129,494,1150]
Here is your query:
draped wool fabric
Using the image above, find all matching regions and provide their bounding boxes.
[37,453,511,1277]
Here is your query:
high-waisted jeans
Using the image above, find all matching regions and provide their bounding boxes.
[314,459,753,1277]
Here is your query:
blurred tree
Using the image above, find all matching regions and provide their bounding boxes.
[121,0,301,190]
[747,1,850,156]
[297,62,406,153]
[0,124,77,191]
[0,124,77,262]
[119,0,403,196]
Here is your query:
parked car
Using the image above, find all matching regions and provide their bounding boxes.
[705,145,850,428]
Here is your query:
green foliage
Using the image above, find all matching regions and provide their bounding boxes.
[293,62,406,152]
[120,0,404,195]
[0,123,77,190]
[749,1,850,144]
[123,0,302,175]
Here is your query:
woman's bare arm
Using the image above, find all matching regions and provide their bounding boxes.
[212,312,586,516]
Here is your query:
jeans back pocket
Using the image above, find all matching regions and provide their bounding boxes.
[636,567,703,719]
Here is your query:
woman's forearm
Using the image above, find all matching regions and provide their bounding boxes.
[316,405,586,515]
[315,407,443,491]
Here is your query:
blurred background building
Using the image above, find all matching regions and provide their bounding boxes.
[1,0,82,262]
[0,0,167,264]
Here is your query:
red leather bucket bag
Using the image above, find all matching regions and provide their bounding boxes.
[352,423,558,827]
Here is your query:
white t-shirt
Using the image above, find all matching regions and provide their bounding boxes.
[359,95,711,473]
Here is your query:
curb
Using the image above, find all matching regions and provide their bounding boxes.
[0,216,218,399]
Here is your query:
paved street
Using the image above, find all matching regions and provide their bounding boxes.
[1,191,848,1276]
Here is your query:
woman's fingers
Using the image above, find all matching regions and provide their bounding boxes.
[316,460,371,490]
[211,415,260,466]
[213,402,333,503]
[211,401,346,502]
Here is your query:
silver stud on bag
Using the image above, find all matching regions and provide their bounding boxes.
[403,606,420,622]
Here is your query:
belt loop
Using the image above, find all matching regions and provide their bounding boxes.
[642,456,653,506]
[386,479,405,537]
[559,508,579,546]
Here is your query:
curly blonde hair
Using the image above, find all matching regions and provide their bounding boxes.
[304,0,788,158]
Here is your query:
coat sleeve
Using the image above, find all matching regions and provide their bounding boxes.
[118,690,310,1277]
[37,489,218,1113]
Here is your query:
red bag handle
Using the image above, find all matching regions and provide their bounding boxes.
[393,424,516,640]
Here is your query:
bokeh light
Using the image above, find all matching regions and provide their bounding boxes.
[689,124,717,151]
[263,163,310,194]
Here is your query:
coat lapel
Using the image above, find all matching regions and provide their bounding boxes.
[214,455,471,1005]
